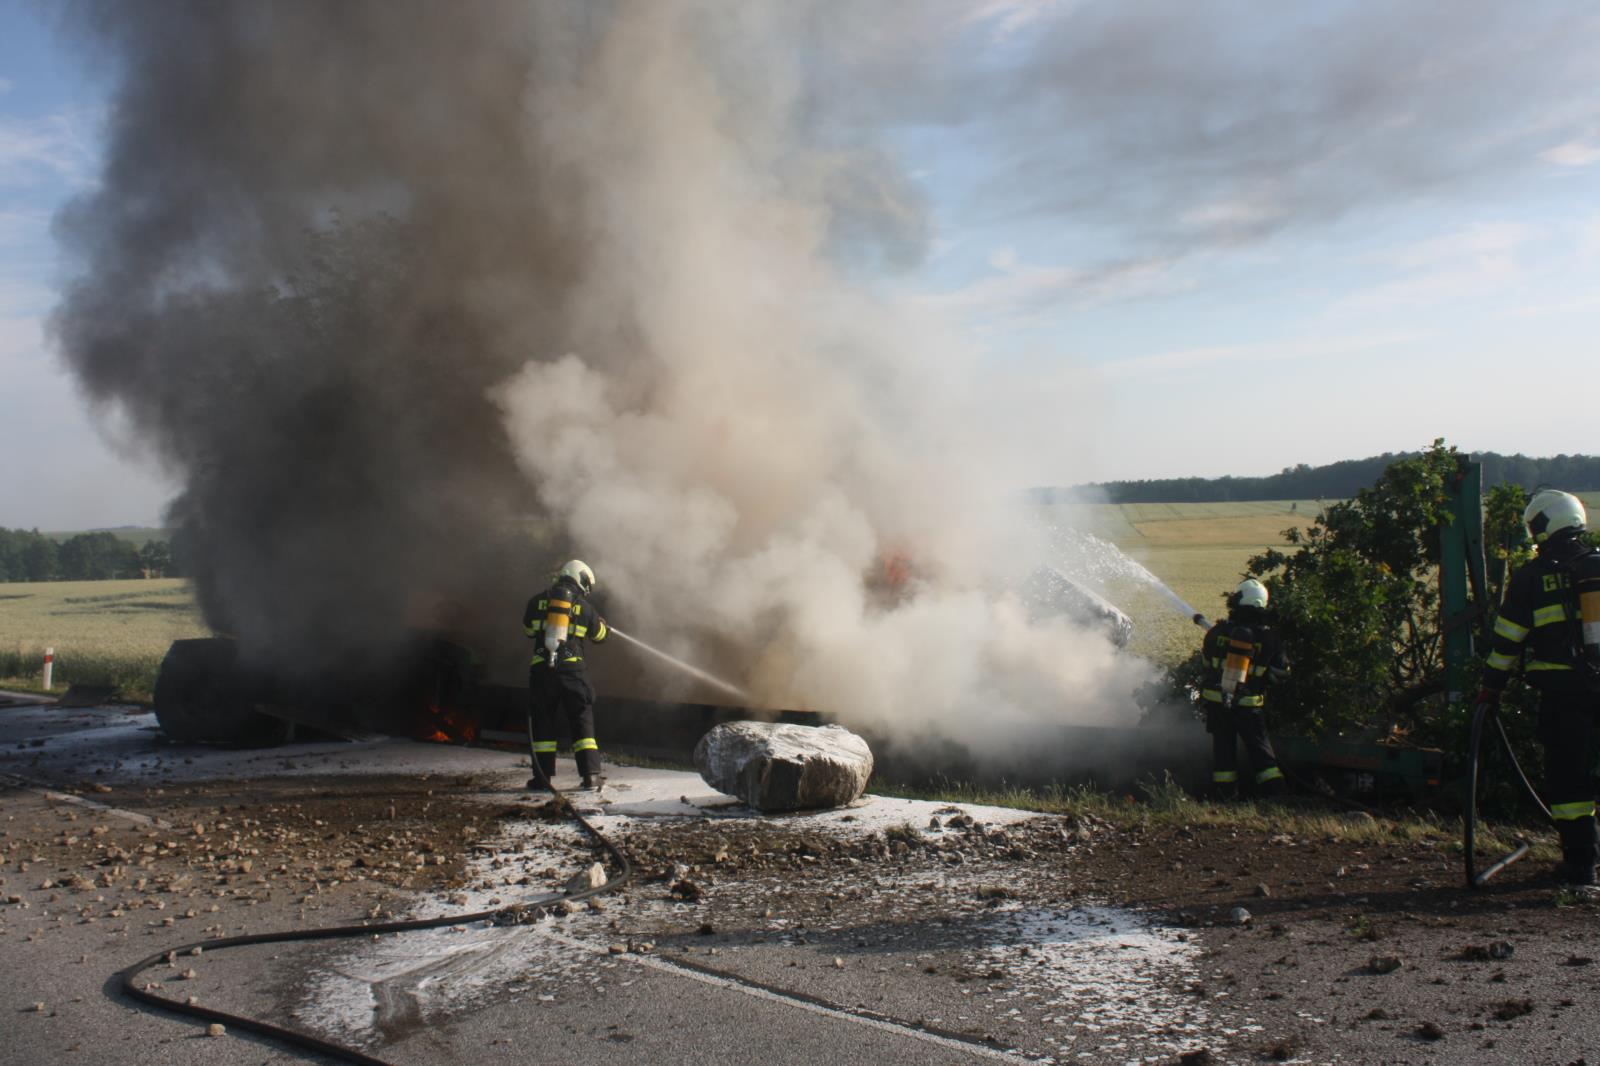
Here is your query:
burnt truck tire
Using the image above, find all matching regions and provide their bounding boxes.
[153,638,294,746]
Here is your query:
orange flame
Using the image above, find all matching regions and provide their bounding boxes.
[417,702,478,744]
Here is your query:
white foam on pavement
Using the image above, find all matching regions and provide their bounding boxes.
[969,905,1214,1064]
[9,704,1207,1058]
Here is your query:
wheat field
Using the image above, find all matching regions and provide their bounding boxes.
[3,493,1584,694]
[0,579,208,698]
[1039,500,1322,666]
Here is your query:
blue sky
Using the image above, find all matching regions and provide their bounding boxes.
[1,0,173,528]
[4,1,1600,529]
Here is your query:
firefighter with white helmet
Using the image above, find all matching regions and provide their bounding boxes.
[1198,578,1290,797]
[523,559,609,790]
[1479,490,1600,888]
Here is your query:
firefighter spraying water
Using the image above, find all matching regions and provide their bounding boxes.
[521,559,751,794]
[523,561,609,791]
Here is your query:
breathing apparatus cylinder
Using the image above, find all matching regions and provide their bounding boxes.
[543,598,572,668]
[1220,631,1255,705]
[1575,555,1600,672]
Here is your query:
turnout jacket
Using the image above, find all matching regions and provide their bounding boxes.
[523,575,609,667]
[1482,534,1600,695]
[1200,607,1289,708]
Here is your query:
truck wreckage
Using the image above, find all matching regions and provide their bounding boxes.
[148,556,1444,800]
[149,564,1198,791]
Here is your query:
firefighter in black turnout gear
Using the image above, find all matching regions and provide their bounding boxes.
[1200,578,1289,797]
[1479,490,1600,888]
[524,559,609,791]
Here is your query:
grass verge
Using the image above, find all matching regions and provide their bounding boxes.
[0,646,162,702]
[873,772,1558,863]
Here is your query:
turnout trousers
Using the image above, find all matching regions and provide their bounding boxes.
[527,664,601,781]
[1207,704,1285,797]
[1538,690,1600,885]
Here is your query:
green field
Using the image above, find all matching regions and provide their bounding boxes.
[0,579,209,700]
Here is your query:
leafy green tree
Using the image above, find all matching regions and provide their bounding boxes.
[138,539,171,577]
[1152,441,1464,741]
[0,529,16,581]
[1159,442,1600,750]
[20,532,58,582]
[1244,440,1468,737]
[57,532,141,580]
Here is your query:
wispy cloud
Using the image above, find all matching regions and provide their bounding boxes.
[917,248,1177,322]
[0,309,47,362]
[0,207,52,244]
[1584,213,1600,258]
[1540,140,1600,168]
[1381,221,1532,270]
[1332,221,1534,313]
[1100,331,1425,381]
[849,3,1600,261]
[0,108,100,188]
[963,0,1077,39]
[0,77,14,96]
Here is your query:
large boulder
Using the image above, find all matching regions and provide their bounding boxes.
[694,721,873,812]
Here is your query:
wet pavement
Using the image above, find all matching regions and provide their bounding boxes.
[3,698,1599,1065]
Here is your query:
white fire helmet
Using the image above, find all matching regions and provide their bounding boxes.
[558,559,596,593]
[1523,490,1587,544]
[1235,578,1269,610]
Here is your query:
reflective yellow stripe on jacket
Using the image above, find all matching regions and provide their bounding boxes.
[1532,604,1569,628]
[1493,615,1530,642]
[1202,689,1263,707]
[1486,650,1518,671]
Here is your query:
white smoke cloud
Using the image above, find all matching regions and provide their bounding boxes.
[492,5,1144,755]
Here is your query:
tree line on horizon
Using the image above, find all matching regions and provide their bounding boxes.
[0,528,188,583]
[1041,450,1600,504]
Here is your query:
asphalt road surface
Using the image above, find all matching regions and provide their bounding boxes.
[4,697,1600,1065]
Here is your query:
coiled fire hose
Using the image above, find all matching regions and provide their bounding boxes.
[116,750,633,1066]
[1463,699,1551,889]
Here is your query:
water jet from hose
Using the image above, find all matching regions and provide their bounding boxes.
[610,627,750,702]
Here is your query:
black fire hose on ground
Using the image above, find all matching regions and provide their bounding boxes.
[116,757,633,1066]
[1464,699,1551,889]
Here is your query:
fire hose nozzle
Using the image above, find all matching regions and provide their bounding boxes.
[1192,613,1210,629]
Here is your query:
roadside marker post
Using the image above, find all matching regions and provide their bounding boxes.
[42,647,54,691]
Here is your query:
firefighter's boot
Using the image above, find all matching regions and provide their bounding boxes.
[1255,766,1287,801]
[527,750,558,792]
[1558,817,1598,886]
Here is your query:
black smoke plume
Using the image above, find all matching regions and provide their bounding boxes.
[49,3,618,677]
